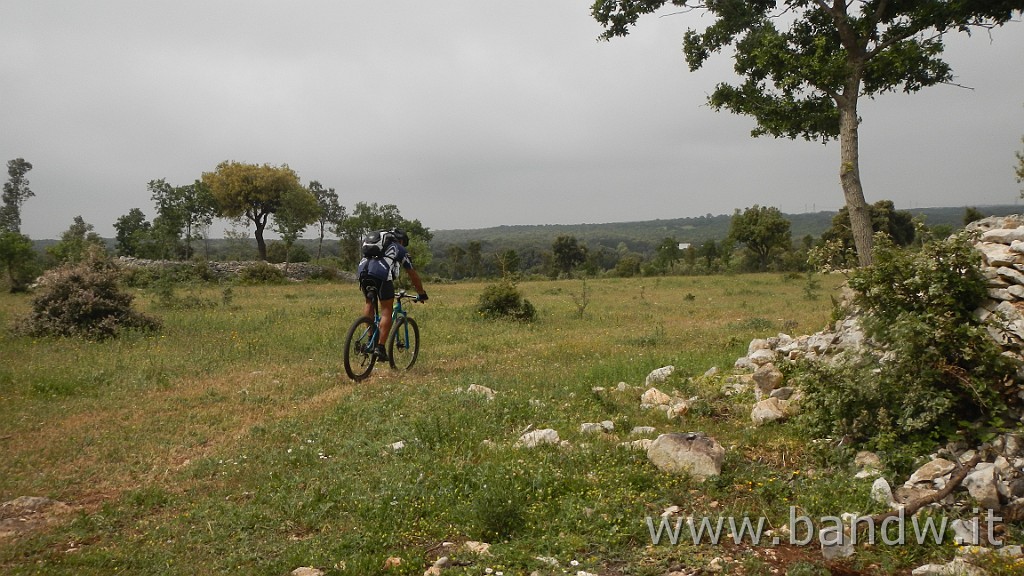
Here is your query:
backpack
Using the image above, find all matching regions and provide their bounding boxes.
[360,230,393,259]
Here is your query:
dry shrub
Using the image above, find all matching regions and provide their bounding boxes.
[13,249,161,339]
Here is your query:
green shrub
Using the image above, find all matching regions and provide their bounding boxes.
[120,261,217,287]
[12,250,161,340]
[476,280,537,322]
[237,262,286,285]
[793,233,1014,450]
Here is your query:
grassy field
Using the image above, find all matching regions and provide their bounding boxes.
[0,273,1014,575]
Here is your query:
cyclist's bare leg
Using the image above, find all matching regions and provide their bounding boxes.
[378,298,395,346]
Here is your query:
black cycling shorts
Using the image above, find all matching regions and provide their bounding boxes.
[360,275,395,301]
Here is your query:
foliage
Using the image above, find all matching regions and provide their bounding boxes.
[0,157,34,233]
[729,205,791,271]
[113,207,152,257]
[271,186,321,264]
[266,241,311,264]
[476,279,537,322]
[794,233,1014,451]
[964,207,986,226]
[1017,135,1024,195]
[202,161,305,261]
[552,234,587,275]
[0,230,38,292]
[149,178,217,260]
[236,262,287,285]
[308,180,346,260]
[47,216,107,264]
[821,200,916,264]
[11,248,160,339]
[593,0,1024,266]
[119,261,216,288]
[332,201,432,268]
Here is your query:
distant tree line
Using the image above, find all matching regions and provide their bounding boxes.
[419,201,988,280]
[1,150,1018,292]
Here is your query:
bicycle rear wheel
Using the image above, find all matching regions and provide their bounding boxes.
[344,316,377,381]
[387,317,419,370]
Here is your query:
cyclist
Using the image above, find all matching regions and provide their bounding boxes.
[357,228,428,360]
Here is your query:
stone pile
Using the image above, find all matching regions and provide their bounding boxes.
[731,214,1024,422]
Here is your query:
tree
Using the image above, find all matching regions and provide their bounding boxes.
[176,180,218,259]
[653,237,682,272]
[334,201,432,266]
[0,231,36,292]
[48,216,106,264]
[202,161,304,261]
[466,241,483,278]
[1,158,34,233]
[697,239,720,270]
[964,207,985,226]
[271,186,321,265]
[594,0,1024,266]
[308,180,346,260]
[446,244,467,279]
[552,235,587,275]
[729,205,792,271]
[113,208,152,257]
[822,199,915,259]
[494,249,521,278]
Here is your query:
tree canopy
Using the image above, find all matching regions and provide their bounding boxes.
[1,158,34,233]
[272,186,321,265]
[729,205,792,271]
[593,0,1024,266]
[202,161,304,261]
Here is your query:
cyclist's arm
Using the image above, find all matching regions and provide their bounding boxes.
[406,267,427,297]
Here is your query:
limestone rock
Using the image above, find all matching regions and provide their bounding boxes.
[647,432,725,481]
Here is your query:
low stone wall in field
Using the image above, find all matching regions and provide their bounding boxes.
[114,256,356,282]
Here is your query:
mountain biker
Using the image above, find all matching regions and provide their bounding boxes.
[356,228,428,361]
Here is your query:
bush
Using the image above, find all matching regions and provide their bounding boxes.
[120,261,216,287]
[793,233,1014,450]
[476,280,537,322]
[12,250,161,340]
[237,262,286,285]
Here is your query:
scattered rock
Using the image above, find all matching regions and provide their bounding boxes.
[465,384,497,400]
[870,477,894,506]
[640,387,672,408]
[515,429,560,448]
[750,397,791,425]
[647,432,725,481]
[752,363,783,398]
[463,541,491,556]
[645,366,675,386]
[909,458,956,485]
[0,496,74,539]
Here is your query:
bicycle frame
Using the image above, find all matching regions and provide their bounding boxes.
[345,289,419,380]
[360,290,412,347]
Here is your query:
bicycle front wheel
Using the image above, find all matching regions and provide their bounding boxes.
[344,316,377,381]
[387,317,420,370]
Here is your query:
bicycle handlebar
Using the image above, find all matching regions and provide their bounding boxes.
[396,290,425,303]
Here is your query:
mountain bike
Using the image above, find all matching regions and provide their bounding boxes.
[343,289,422,381]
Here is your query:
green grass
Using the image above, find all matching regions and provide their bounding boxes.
[1,274,1015,575]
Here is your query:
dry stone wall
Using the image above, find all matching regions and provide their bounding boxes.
[114,256,356,282]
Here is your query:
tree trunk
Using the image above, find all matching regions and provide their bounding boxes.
[838,90,874,266]
[254,213,269,261]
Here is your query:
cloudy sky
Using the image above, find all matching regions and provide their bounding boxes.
[3,1,1023,239]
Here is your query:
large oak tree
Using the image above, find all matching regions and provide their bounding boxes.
[203,161,304,261]
[593,0,1024,265]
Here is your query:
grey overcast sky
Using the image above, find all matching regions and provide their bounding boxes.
[2,1,1023,239]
